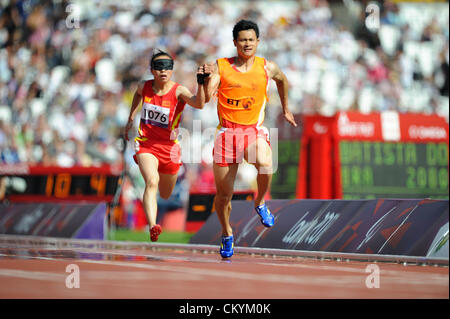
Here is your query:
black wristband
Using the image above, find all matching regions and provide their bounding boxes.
[197,73,209,84]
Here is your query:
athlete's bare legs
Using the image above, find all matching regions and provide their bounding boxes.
[213,163,239,237]
[245,137,273,207]
[136,153,160,227]
[158,173,178,200]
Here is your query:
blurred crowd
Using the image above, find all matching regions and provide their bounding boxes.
[0,0,448,200]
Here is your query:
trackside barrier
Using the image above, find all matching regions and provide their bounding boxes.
[0,202,106,239]
[185,191,254,232]
[190,199,449,259]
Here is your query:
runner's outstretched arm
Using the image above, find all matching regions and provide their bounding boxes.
[177,66,208,109]
[124,81,145,140]
[266,61,297,127]
[203,62,220,103]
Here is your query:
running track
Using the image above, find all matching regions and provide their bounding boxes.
[0,235,447,299]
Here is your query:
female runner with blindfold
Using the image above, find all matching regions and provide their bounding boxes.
[124,50,209,241]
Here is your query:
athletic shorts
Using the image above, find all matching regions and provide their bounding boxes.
[212,124,270,167]
[134,139,182,175]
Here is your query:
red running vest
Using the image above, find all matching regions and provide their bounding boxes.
[136,80,186,144]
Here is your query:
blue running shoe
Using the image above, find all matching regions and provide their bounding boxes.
[255,204,274,227]
[220,235,234,258]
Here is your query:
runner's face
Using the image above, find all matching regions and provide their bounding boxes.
[234,29,259,59]
[151,56,173,82]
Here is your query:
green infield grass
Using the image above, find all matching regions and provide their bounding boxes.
[107,228,195,244]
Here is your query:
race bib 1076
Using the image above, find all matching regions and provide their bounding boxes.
[141,102,171,128]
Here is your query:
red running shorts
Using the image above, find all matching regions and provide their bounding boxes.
[212,124,270,167]
[134,139,182,175]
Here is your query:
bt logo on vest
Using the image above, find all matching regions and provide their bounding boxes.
[227,98,241,107]
[227,97,254,109]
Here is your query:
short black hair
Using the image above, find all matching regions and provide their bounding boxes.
[232,20,259,40]
[150,49,173,68]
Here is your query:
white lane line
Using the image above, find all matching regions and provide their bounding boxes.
[0,254,360,286]
[0,255,447,289]
[259,262,448,285]
[0,247,220,264]
[75,258,317,285]
[0,269,65,282]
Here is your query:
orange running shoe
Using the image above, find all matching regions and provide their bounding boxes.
[150,224,162,242]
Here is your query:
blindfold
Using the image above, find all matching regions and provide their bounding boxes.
[151,59,174,70]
